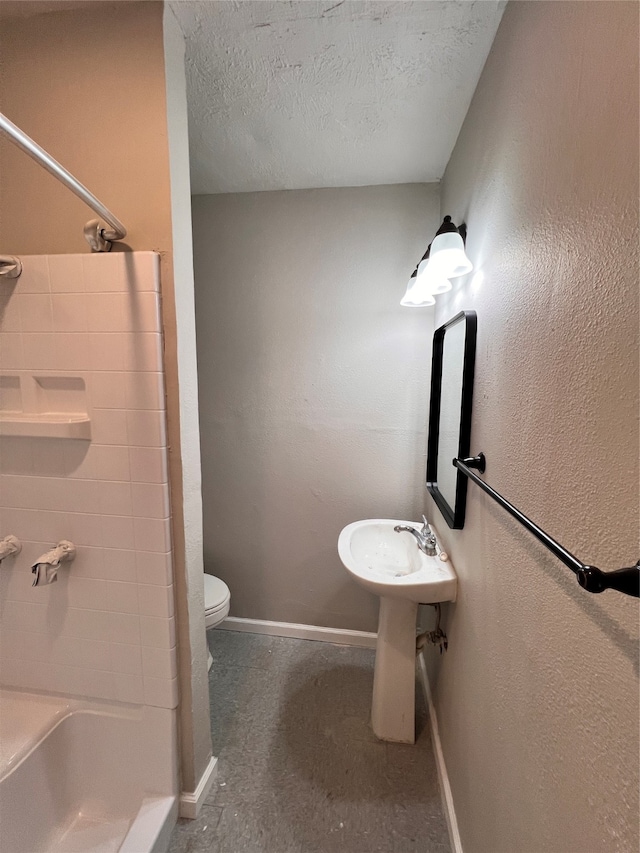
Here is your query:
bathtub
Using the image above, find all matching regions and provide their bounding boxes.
[0,689,177,853]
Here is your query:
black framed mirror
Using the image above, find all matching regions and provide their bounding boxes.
[426,310,477,529]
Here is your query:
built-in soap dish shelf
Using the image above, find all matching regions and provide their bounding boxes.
[0,412,91,440]
[0,374,91,440]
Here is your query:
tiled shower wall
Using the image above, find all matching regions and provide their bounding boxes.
[0,253,177,709]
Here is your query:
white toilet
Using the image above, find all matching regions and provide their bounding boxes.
[204,573,231,670]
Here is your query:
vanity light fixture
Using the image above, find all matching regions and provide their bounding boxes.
[427,216,473,279]
[416,256,453,295]
[401,215,472,307]
[400,269,436,307]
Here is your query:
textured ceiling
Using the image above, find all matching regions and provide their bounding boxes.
[170,0,505,194]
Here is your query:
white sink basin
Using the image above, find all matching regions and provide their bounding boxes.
[338,518,457,744]
[338,519,457,603]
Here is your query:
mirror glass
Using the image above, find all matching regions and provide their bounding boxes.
[426,311,477,528]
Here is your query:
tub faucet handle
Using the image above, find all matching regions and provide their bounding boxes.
[32,540,77,586]
[0,535,22,562]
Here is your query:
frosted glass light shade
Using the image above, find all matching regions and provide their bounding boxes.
[427,231,473,278]
[416,259,452,295]
[400,275,435,307]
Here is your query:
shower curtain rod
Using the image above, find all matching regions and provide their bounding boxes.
[0,112,127,252]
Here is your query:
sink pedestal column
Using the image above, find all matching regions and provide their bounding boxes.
[371,596,418,744]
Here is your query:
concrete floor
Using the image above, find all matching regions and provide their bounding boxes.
[167,630,450,853]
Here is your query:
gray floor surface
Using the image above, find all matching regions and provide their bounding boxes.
[168,630,451,853]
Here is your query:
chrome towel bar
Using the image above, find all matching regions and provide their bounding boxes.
[454,454,639,598]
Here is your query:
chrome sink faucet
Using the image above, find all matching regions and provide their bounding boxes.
[394,515,438,557]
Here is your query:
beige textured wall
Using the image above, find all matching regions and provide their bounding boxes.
[192,185,439,631]
[0,2,171,257]
[426,3,639,851]
[0,0,212,798]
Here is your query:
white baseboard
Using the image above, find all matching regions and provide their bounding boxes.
[417,651,463,853]
[179,755,218,819]
[218,616,377,648]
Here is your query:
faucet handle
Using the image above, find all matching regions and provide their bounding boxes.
[0,535,22,562]
[421,515,432,535]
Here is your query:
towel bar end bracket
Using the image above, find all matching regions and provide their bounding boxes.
[459,453,486,473]
[577,562,640,597]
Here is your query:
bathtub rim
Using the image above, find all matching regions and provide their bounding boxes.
[0,687,178,852]
[0,687,142,783]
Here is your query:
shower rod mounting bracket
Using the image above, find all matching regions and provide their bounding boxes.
[84,220,113,253]
[0,255,23,278]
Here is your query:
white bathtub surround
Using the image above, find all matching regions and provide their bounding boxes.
[0,688,177,853]
[0,253,177,709]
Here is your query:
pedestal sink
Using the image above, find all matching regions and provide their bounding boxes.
[338,519,457,744]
